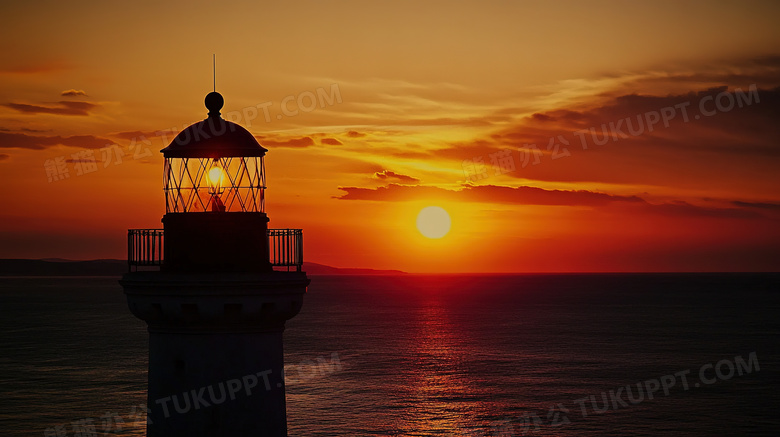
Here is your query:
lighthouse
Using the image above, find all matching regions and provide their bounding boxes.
[120,91,309,436]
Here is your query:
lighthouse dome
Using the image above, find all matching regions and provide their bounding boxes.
[160,92,267,158]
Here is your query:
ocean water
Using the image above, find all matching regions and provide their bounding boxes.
[1,274,779,436]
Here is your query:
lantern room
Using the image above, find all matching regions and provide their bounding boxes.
[161,91,266,213]
[126,91,303,274]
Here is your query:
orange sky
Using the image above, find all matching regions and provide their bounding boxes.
[1,0,779,272]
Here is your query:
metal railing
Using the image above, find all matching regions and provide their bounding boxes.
[268,229,304,272]
[128,229,164,271]
[127,228,303,272]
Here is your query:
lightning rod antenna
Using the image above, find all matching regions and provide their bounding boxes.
[213,54,216,92]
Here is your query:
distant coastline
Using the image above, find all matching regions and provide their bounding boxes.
[0,259,406,276]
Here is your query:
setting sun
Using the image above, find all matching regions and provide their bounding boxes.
[416,206,451,239]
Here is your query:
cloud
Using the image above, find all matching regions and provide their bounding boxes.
[0,154,9,160]
[0,132,114,150]
[1,127,52,133]
[61,89,88,97]
[732,200,780,210]
[111,130,166,141]
[496,86,778,156]
[388,149,432,159]
[255,135,315,148]
[604,55,780,94]
[374,170,420,183]
[335,183,764,219]
[336,183,644,206]
[386,113,517,128]
[3,101,98,116]
[648,201,761,219]
[65,157,97,163]
[346,130,366,138]
[434,83,780,190]
[321,138,343,145]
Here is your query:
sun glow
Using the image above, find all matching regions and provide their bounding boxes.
[416,206,451,239]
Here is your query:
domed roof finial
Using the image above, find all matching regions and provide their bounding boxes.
[205,91,224,118]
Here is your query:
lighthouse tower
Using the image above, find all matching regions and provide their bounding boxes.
[120,91,309,436]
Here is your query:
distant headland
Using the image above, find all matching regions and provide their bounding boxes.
[0,259,406,276]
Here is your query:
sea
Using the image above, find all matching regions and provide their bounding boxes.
[1,273,779,436]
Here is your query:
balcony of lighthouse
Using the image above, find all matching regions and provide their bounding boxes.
[122,227,307,331]
[126,228,304,273]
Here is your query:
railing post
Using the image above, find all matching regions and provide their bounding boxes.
[286,229,291,269]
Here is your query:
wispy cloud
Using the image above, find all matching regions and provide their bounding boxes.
[336,183,763,219]
[256,135,315,148]
[374,170,420,184]
[336,183,643,206]
[0,132,113,150]
[65,157,97,163]
[3,101,99,116]
[111,130,164,140]
[321,138,343,145]
[61,89,88,97]
[436,83,779,191]
[732,200,780,210]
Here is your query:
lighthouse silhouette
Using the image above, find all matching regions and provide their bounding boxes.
[120,90,309,436]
